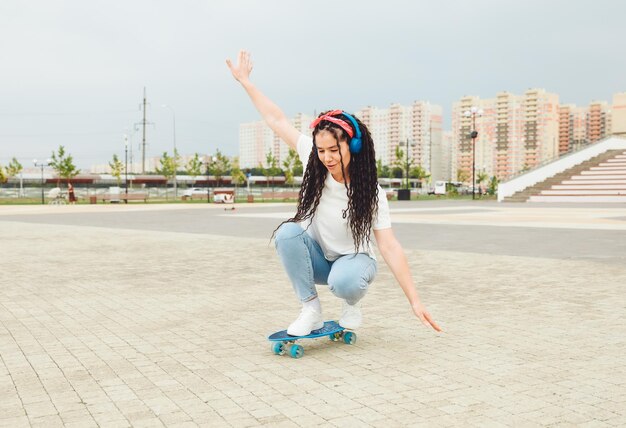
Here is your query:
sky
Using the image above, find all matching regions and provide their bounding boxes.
[1,0,625,170]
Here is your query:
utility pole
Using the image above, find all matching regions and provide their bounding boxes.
[135,88,153,174]
[141,87,147,174]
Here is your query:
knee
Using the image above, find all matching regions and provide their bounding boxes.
[274,222,305,247]
[328,262,376,301]
[328,274,366,299]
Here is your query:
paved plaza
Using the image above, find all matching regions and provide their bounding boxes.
[1,201,625,427]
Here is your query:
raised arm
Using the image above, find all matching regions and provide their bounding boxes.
[226,50,300,150]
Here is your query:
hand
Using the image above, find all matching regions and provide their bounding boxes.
[226,50,253,83]
[411,301,442,332]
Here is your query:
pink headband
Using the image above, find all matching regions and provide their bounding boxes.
[309,110,354,138]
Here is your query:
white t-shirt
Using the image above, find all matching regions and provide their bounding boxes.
[296,134,391,261]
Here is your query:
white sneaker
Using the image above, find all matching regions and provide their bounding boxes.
[287,306,324,336]
[339,301,362,329]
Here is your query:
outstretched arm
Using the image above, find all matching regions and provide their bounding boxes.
[226,50,300,150]
[373,228,442,332]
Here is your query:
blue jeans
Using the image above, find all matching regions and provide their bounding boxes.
[274,223,377,305]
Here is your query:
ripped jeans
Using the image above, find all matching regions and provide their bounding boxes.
[274,223,377,305]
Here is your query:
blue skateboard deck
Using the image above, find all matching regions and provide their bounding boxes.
[268,320,357,358]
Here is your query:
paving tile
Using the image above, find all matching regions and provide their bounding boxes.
[1,204,626,426]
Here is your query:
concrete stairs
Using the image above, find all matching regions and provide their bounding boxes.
[503,150,626,203]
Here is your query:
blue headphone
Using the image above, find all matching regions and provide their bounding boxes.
[341,112,363,154]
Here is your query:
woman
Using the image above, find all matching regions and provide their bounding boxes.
[227,51,440,336]
[68,182,77,204]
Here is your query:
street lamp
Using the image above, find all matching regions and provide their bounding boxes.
[397,139,413,200]
[162,104,177,198]
[33,159,51,205]
[205,155,217,203]
[404,139,411,190]
[124,135,129,203]
[463,107,483,200]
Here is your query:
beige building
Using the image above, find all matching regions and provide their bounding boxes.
[587,101,611,143]
[453,89,559,182]
[238,113,313,169]
[357,106,390,165]
[435,130,455,182]
[357,101,443,180]
[559,104,587,154]
[452,95,497,181]
[522,89,560,170]
[612,92,626,137]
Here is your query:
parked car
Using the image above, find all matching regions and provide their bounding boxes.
[182,188,207,200]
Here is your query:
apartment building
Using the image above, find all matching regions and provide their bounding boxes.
[559,105,587,154]
[356,106,390,165]
[435,130,455,182]
[522,89,560,170]
[612,92,626,137]
[452,95,496,181]
[587,101,611,143]
[238,113,313,169]
[357,101,443,180]
[453,89,559,181]
[235,92,624,183]
[239,121,274,169]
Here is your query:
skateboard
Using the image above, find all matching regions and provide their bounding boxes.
[267,320,356,359]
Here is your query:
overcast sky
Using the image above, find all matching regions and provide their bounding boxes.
[1,0,625,169]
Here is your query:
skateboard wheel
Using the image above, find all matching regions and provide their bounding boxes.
[329,332,342,342]
[271,342,285,355]
[343,332,356,345]
[289,344,304,359]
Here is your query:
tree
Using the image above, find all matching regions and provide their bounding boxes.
[109,154,123,186]
[0,164,6,184]
[185,153,203,183]
[376,159,391,179]
[410,165,430,189]
[248,167,265,176]
[6,157,23,179]
[476,171,489,196]
[265,150,281,190]
[457,169,469,183]
[230,157,246,196]
[49,145,80,186]
[487,175,499,196]
[6,158,23,195]
[393,144,414,189]
[282,148,301,189]
[155,151,178,199]
[392,145,405,175]
[211,150,231,187]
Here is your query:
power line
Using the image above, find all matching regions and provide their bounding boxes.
[0,131,126,137]
[0,109,138,117]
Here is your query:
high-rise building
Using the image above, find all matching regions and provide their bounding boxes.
[587,101,611,143]
[612,92,626,137]
[356,106,390,165]
[357,101,443,178]
[452,95,496,181]
[239,121,274,169]
[435,130,455,182]
[522,89,560,170]
[559,104,587,154]
[494,92,524,180]
[453,89,559,182]
[412,101,443,180]
[238,113,313,169]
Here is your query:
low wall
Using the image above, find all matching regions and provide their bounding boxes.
[498,137,626,202]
